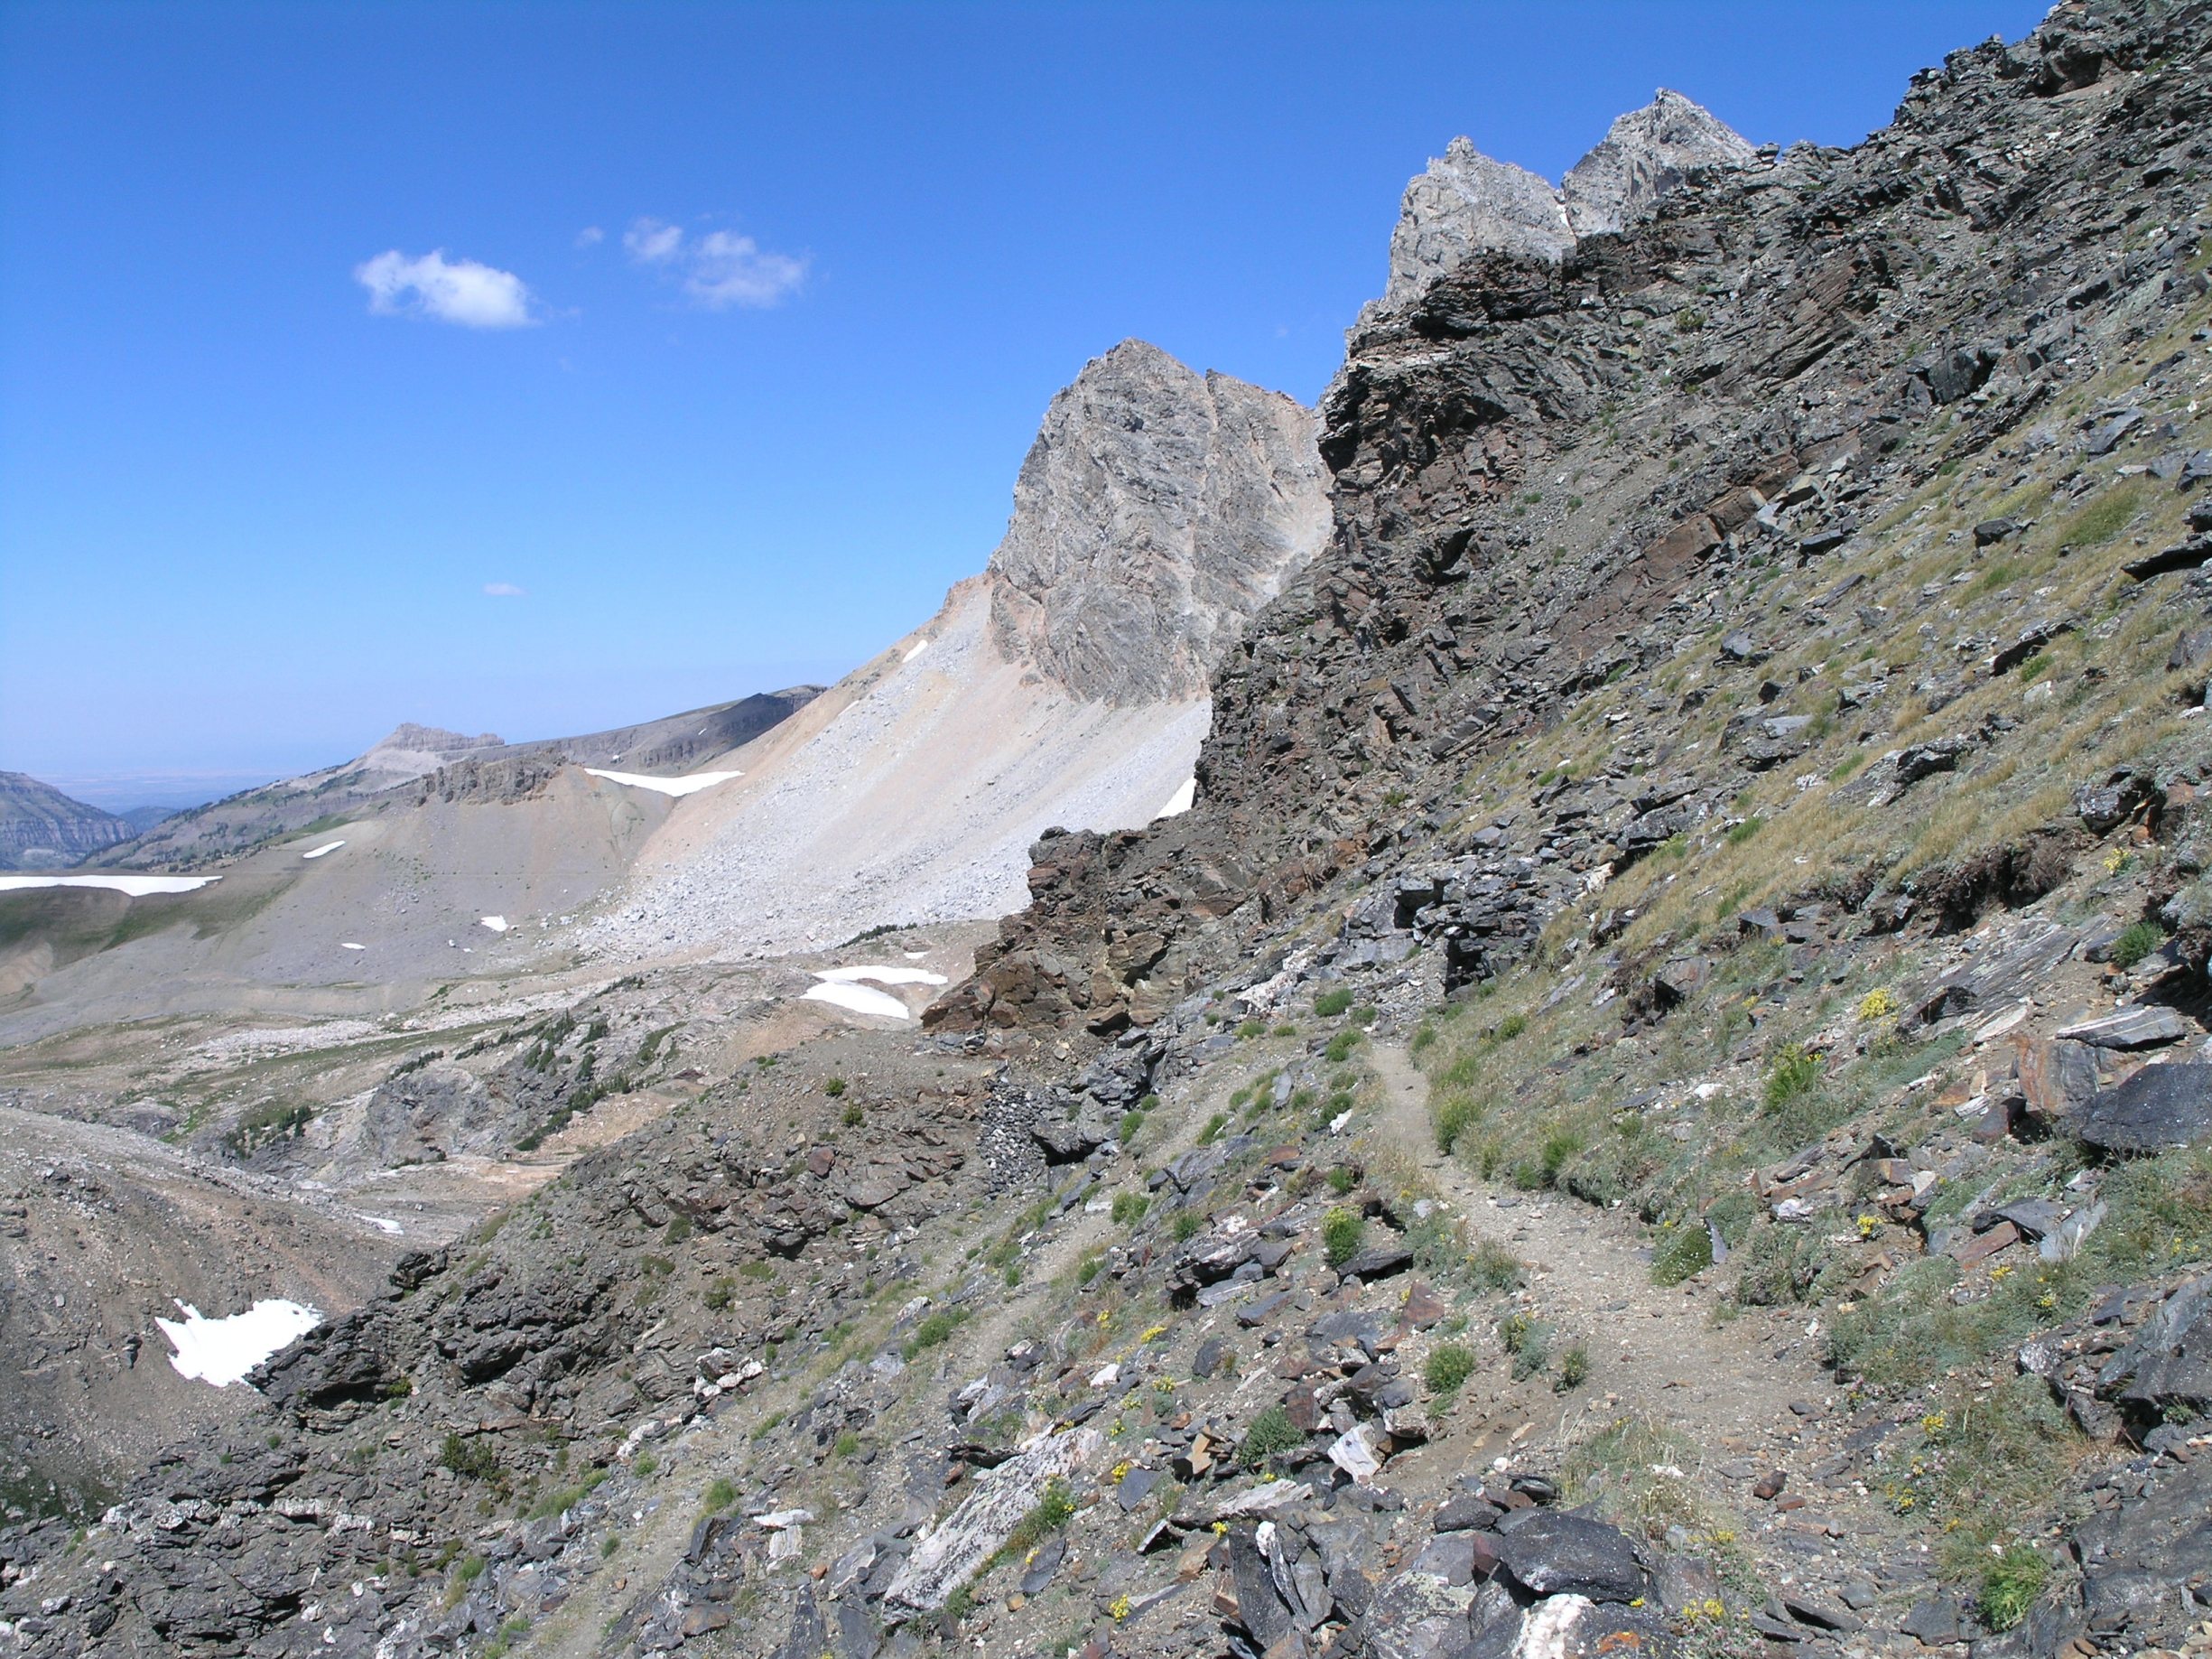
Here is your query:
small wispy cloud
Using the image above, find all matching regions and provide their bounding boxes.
[624,217,806,309]
[575,226,604,247]
[483,582,525,598]
[355,249,537,329]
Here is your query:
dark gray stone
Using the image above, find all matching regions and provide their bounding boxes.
[2076,1062,2212,1153]
[1491,1511,1646,1602]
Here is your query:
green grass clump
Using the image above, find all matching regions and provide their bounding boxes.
[1501,1313,1552,1381]
[438,1431,500,1482]
[1763,1044,1821,1111]
[1111,1191,1149,1226]
[1240,1406,1303,1468]
[1324,1030,1363,1063]
[1981,1546,2049,1631]
[1435,1093,1478,1153]
[2055,479,2146,547]
[1173,1212,1204,1243]
[823,1076,846,1097]
[2109,919,2162,969]
[1725,816,1764,845]
[701,1476,737,1513]
[1326,1165,1356,1195]
[1424,1343,1477,1397]
[1236,1018,1267,1039]
[1321,1207,1364,1267]
[1314,987,1354,1017]
[904,1306,970,1358]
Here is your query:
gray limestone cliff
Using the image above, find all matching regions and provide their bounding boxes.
[987,340,1330,704]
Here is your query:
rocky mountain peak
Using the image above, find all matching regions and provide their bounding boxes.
[367,722,502,759]
[986,339,1329,704]
[1382,138,1573,303]
[1560,87,1758,236]
[1380,89,1753,308]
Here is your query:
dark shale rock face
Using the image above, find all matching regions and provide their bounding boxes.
[933,0,2212,1036]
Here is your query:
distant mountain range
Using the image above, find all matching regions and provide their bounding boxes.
[0,771,145,871]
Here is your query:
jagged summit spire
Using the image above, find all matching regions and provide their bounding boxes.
[1380,89,1753,308]
[1562,88,1759,237]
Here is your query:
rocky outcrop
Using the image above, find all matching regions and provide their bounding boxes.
[0,772,135,870]
[935,0,2212,1033]
[987,340,1330,704]
[1560,88,1758,237]
[1383,140,1573,302]
[1380,90,1752,307]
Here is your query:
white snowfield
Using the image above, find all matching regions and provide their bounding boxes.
[803,980,913,1020]
[904,638,931,662]
[0,874,219,897]
[1155,777,1196,818]
[156,1298,321,1388]
[814,964,950,987]
[479,916,510,933]
[581,768,743,797]
[302,840,346,860]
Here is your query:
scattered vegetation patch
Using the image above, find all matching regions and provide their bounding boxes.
[1240,1406,1303,1468]
[1424,1343,1477,1398]
[1321,1207,1364,1267]
[903,1306,970,1359]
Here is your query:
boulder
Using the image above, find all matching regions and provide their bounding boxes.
[1491,1512,1647,1602]
[2074,1061,2212,1152]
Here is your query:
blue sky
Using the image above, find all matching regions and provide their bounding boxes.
[0,0,2044,809]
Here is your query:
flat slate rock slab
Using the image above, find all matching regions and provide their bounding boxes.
[2075,1061,2212,1152]
[1491,1511,1647,1602]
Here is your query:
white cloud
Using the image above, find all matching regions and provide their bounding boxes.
[623,217,805,309]
[482,582,525,597]
[354,249,536,329]
[575,225,604,247]
[623,218,684,265]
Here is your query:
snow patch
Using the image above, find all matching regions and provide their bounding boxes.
[0,874,218,897]
[341,942,367,951]
[802,981,913,1021]
[479,916,509,933]
[814,964,948,987]
[582,768,742,797]
[358,1216,403,1236]
[1154,777,1195,819]
[156,1299,321,1388]
[302,841,346,860]
[904,639,930,662]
